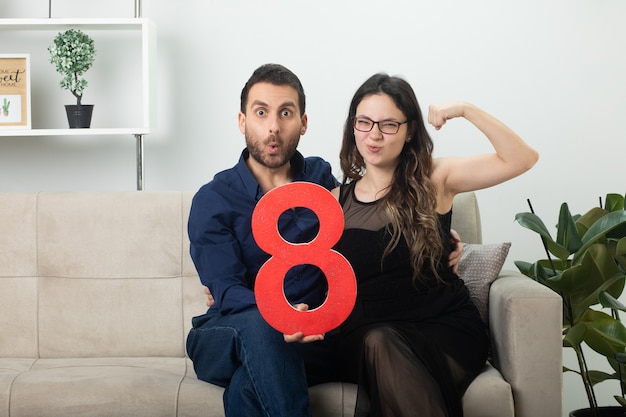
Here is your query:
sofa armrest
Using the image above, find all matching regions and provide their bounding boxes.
[488,271,562,417]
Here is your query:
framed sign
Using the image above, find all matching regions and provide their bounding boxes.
[0,54,31,129]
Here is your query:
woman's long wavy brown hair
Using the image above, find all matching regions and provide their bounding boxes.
[339,73,442,283]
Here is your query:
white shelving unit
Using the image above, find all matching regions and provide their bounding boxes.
[0,18,156,190]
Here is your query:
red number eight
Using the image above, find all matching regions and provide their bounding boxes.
[252,182,356,336]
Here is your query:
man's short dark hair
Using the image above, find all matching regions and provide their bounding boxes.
[240,64,306,115]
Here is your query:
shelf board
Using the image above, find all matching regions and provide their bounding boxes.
[0,128,150,137]
[0,18,150,31]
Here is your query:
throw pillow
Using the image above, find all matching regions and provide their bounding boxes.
[457,242,512,324]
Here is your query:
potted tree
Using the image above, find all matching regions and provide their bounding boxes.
[48,28,96,128]
[515,193,626,417]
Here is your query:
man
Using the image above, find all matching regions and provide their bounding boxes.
[186,63,462,417]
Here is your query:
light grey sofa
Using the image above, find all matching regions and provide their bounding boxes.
[0,191,562,417]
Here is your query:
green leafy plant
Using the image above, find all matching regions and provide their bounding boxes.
[1,98,9,113]
[48,29,96,106]
[515,193,626,414]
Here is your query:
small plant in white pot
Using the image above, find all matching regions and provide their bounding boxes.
[48,28,96,128]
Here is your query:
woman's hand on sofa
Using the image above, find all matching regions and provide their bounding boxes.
[204,287,215,307]
[449,229,462,275]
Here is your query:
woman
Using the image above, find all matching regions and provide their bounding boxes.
[332,73,538,417]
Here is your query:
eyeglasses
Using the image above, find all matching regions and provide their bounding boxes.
[353,117,408,134]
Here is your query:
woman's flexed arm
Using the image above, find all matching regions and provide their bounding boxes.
[429,101,538,196]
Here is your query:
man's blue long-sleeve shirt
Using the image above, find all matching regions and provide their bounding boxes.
[188,149,339,315]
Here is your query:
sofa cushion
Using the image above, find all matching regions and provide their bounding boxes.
[34,192,189,358]
[462,363,514,417]
[309,382,357,417]
[458,242,511,324]
[0,194,39,358]
[8,358,191,417]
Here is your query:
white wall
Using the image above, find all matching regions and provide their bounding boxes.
[2,0,626,414]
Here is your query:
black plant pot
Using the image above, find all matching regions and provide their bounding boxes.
[65,104,94,128]
[570,406,626,417]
